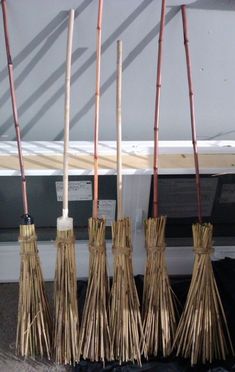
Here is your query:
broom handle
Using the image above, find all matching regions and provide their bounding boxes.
[153,0,166,218]
[116,40,123,220]
[63,9,75,218]
[181,5,202,223]
[2,0,29,215]
[93,0,103,219]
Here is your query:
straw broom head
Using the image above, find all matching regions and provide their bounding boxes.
[54,225,79,365]
[142,216,177,358]
[111,217,144,365]
[173,222,234,365]
[79,217,112,363]
[16,223,52,359]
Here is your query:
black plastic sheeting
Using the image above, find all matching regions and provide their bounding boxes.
[74,259,235,372]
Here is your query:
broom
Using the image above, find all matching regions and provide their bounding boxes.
[142,0,177,358]
[172,5,234,365]
[79,0,112,363]
[110,40,145,366]
[53,9,79,365]
[1,0,51,359]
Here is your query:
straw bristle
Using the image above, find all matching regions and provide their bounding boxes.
[110,217,144,365]
[16,224,52,359]
[79,217,112,362]
[54,228,79,365]
[142,216,177,358]
[173,223,234,365]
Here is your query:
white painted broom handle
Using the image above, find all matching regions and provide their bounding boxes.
[116,40,123,220]
[63,9,75,218]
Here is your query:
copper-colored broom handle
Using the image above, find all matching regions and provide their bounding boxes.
[153,0,166,219]
[116,40,123,220]
[1,0,29,216]
[93,0,103,219]
[181,5,202,223]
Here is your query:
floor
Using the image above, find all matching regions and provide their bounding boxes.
[0,282,72,372]
[1,269,235,371]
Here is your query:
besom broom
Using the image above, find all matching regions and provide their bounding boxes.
[79,0,112,363]
[142,0,177,358]
[110,40,145,366]
[172,5,234,365]
[1,0,51,359]
[53,9,79,365]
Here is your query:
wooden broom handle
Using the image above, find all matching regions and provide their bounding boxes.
[181,5,202,223]
[93,0,103,219]
[116,40,123,220]
[2,0,29,215]
[153,0,166,218]
[63,9,75,217]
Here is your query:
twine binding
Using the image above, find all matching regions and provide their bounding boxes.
[89,244,105,254]
[112,245,132,256]
[18,235,37,243]
[56,236,75,246]
[193,247,214,255]
[146,244,166,253]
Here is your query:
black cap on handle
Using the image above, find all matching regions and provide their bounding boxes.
[21,214,34,225]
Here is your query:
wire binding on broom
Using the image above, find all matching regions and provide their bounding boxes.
[172,5,234,365]
[1,0,52,359]
[142,0,178,358]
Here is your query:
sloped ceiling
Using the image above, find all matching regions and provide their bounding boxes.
[0,0,235,141]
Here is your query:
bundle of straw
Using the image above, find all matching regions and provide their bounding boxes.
[16,223,52,358]
[79,0,111,363]
[142,216,177,357]
[1,0,51,358]
[173,223,234,365]
[53,9,79,365]
[172,5,234,366]
[142,0,177,358]
[111,217,144,365]
[110,40,144,366]
[79,217,111,362]
[54,226,79,364]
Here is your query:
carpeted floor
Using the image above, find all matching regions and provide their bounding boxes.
[0,282,72,372]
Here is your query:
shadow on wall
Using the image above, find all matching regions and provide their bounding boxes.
[0,0,93,136]
[172,0,235,11]
[54,6,179,141]
[0,0,179,140]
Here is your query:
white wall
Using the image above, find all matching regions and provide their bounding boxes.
[0,0,235,142]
